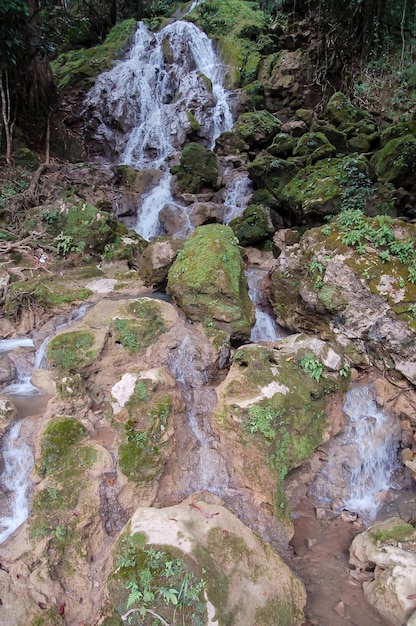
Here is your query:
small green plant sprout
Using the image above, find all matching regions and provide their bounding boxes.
[309,258,325,288]
[300,353,327,382]
[339,362,351,377]
[408,303,416,317]
[118,541,206,625]
[244,405,285,442]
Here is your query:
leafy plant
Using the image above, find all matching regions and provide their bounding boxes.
[114,538,206,625]
[300,354,327,382]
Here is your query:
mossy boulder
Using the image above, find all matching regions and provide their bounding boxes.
[325,92,368,127]
[39,199,119,257]
[267,132,297,158]
[229,204,275,246]
[349,517,416,626]
[310,122,348,152]
[106,499,306,625]
[380,121,416,146]
[52,19,137,90]
[167,224,255,340]
[370,134,416,187]
[281,156,370,219]
[171,142,219,193]
[115,371,175,484]
[47,330,98,373]
[269,219,416,382]
[232,110,282,149]
[293,132,337,164]
[247,155,299,205]
[214,339,349,522]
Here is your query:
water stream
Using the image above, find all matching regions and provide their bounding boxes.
[84,19,235,240]
[0,304,90,544]
[0,422,34,544]
[246,268,286,343]
[311,382,401,523]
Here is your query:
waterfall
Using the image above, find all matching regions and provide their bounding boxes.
[246,268,285,343]
[223,172,253,224]
[0,422,34,544]
[311,383,401,522]
[342,384,401,519]
[84,20,235,239]
[167,334,229,494]
[1,337,39,397]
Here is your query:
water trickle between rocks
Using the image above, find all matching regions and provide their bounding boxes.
[311,382,401,523]
[246,268,287,343]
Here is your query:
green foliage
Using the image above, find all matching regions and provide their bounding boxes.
[111,535,206,625]
[300,354,327,382]
[47,330,95,373]
[30,416,96,555]
[245,405,284,441]
[370,523,416,544]
[337,158,373,213]
[113,300,167,354]
[38,416,86,476]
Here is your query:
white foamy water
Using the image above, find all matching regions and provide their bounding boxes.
[0,338,34,352]
[85,19,235,239]
[246,268,285,343]
[0,422,34,543]
[342,384,401,519]
[223,172,253,224]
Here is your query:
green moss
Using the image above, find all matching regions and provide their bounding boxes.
[326,92,368,127]
[186,109,201,131]
[370,133,416,186]
[41,200,119,257]
[113,299,167,354]
[167,224,255,340]
[5,280,91,320]
[52,19,137,90]
[30,608,63,626]
[171,142,219,193]
[233,110,282,148]
[370,523,416,543]
[255,596,303,626]
[47,330,96,373]
[118,389,172,484]
[37,416,86,476]
[229,204,274,246]
[30,416,97,563]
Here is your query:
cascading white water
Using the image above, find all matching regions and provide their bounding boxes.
[311,383,401,522]
[0,422,33,543]
[223,172,253,224]
[168,334,229,493]
[342,384,401,519]
[0,337,39,397]
[246,268,285,343]
[84,20,235,239]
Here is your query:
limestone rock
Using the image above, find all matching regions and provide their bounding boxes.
[106,497,306,625]
[136,237,183,286]
[349,517,416,626]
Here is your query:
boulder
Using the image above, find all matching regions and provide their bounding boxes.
[105,496,307,625]
[229,203,275,246]
[349,517,416,626]
[325,92,369,127]
[167,224,255,340]
[136,237,183,286]
[170,142,219,193]
[269,220,416,382]
[371,134,416,187]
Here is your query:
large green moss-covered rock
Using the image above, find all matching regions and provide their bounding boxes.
[325,92,368,127]
[293,131,336,164]
[281,156,370,219]
[171,142,219,193]
[370,134,416,187]
[232,110,282,148]
[229,204,275,245]
[167,224,255,340]
[247,155,299,204]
